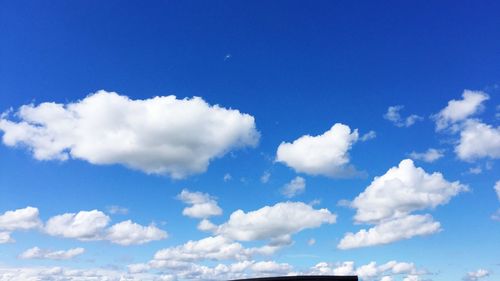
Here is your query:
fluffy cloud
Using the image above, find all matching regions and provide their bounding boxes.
[455,120,500,161]
[433,90,489,131]
[339,159,465,249]
[197,219,217,232]
[0,90,259,178]
[338,215,441,249]
[281,176,306,198]
[177,189,222,219]
[384,105,423,127]
[216,202,336,241]
[309,260,422,281]
[276,123,359,177]
[105,220,167,246]
[463,269,490,281]
[44,210,167,245]
[19,247,85,260]
[0,206,42,231]
[351,159,466,223]
[45,210,110,240]
[408,148,444,163]
[0,232,13,244]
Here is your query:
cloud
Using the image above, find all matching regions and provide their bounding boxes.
[197,219,217,232]
[0,206,42,231]
[19,247,85,260]
[339,159,466,249]
[217,201,336,241]
[384,106,423,127]
[408,148,444,163]
[276,123,360,177]
[463,269,489,281]
[360,130,376,142]
[0,232,13,244]
[0,90,259,178]
[260,171,271,183]
[455,120,500,161]
[105,220,167,246]
[106,205,129,215]
[337,214,441,249]
[495,180,500,201]
[223,173,232,182]
[433,90,489,131]
[351,159,466,224]
[307,238,316,246]
[44,210,167,245]
[281,176,306,198]
[177,189,222,219]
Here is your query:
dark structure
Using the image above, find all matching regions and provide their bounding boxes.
[231,276,358,281]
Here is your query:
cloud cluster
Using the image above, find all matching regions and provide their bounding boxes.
[384,105,423,127]
[177,189,222,219]
[281,176,306,198]
[276,123,360,177]
[339,159,466,249]
[19,247,85,260]
[0,206,42,244]
[0,90,259,178]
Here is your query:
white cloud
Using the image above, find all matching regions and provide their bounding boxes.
[384,105,423,127]
[0,232,13,244]
[45,210,110,241]
[197,219,217,232]
[217,201,336,241]
[337,214,441,249]
[494,180,500,201]
[19,247,85,260]
[276,123,360,177]
[105,220,167,246]
[0,90,259,178]
[463,269,490,281]
[307,238,316,246]
[44,209,167,245]
[433,90,489,131]
[455,120,500,161]
[351,159,466,224]
[408,148,444,163]
[106,205,128,215]
[177,189,222,219]
[360,130,377,142]
[223,173,232,182]
[260,171,271,183]
[339,159,465,249]
[0,206,42,231]
[281,176,306,198]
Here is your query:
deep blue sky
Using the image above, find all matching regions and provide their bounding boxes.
[0,1,499,281]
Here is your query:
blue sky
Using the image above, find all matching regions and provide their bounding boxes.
[0,1,499,280]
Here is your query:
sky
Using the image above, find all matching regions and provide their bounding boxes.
[0,1,499,281]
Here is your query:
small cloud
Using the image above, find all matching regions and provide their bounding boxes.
[384,105,423,127]
[336,199,351,207]
[408,148,444,163]
[307,238,316,246]
[360,130,376,142]
[281,176,306,198]
[223,173,232,182]
[260,171,271,183]
[467,166,482,175]
[106,205,129,215]
[224,54,232,61]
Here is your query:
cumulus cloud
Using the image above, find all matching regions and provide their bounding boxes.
[339,159,466,249]
[281,176,306,198]
[216,201,336,241]
[433,90,489,131]
[197,219,217,232]
[408,148,444,163]
[338,215,441,249]
[455,120,500,161]
[177,189,222,219]
[384,106,423,127]
[276,123,360,177]
[19,247,85,260]
[105,220,167,246]
[0,90,259,178]
[0,232,13,244]
[0,206,42,231]
[463,269,490,281]
[44,210,167,245]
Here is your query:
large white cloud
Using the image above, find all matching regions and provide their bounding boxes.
[339,159,465,249]
[433,90,489,131]
[177,189,222,219]
[19,247,85,260]
[276,123,360,177]
[455,120,500,161]
[0,90,259,178]
[44,210,167,245]
[337,215,441,249]
[216,202,336,241]
[351,159,466,223]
